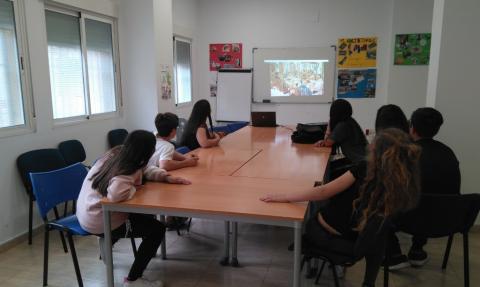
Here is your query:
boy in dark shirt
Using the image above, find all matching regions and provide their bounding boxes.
[386,107,461,269]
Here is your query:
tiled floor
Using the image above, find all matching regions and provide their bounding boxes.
[0,219,478,286]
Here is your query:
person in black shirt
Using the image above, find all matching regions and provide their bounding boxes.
[261,128,421,287]
[385,107,461,270]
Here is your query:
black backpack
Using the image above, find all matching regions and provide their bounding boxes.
[291,123,328,144]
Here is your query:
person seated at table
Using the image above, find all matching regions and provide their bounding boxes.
[261,128,421,287]
[375,104,409,134]
[146,112,199,172]
[315,99,368,164]
[385,107,461,270]
[76,130,190,287]
[180,99,225,150]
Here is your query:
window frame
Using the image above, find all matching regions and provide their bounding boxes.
[173,35,193,107]
[0,0,35,138]
[45,4,122,127]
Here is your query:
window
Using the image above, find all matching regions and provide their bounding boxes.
[0,0,32,133]
[173,37,192,105]
[46,8,119,121]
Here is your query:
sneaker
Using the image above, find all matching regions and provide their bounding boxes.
[382,254,410,270]
[408,249,429,267]
[123,277,164,287]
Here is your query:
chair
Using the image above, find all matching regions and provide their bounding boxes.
[17,149,68,248]
[176,146,191,155]
[107,129,128,148]
[226,121,248,133]
[212,125,230,134]
[58,140,87,166]
[301,215,392,287]
[30,163,89,287]
[391,193,480,287]
[172,118,188,147]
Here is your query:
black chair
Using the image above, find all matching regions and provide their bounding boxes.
[392,193,480,287]
[171,118,188,148]
[107,129,128,148]
[16,149,68,250]
[301,215,392,287]
[58,140,87,166]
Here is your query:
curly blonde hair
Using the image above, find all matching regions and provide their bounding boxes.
[354,128,421,231]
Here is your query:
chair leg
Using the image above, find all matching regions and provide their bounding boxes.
[300,256,308,271]
[331,262,340,287]
[442,235,454,270]
[29,196,33,245]
[315,260,326,285]
[66,233,83,287]
[53,207,68,253]
[130,237,138,258]
[63,202,68,217]
[463,233,469,287]
[43,225,49,287]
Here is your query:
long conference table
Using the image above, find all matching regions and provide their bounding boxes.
[102,126,331,287]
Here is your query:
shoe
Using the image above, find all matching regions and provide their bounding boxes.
[408,249,429,267]
[123,277,164,287]
[382,254,410,270]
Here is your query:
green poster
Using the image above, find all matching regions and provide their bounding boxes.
[394,33,431,65]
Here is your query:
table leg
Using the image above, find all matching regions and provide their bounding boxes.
[293,222,302,287]
[103,208,114,287]
[220,221,230,266]
[231,222,239,267]
[160,215,167,260]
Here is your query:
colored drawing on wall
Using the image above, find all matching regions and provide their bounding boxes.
[209,71,218,97]
[394,33,431,65]
[209,43,242,71]
[337,69,376,98]
[160,66,172,100]
[337,37,377,68]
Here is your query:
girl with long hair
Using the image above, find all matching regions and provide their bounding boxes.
[261,128,420,287]
[180,99,225,150]
[76,130,190,287]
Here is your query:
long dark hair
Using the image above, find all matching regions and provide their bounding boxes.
[375,104,409,133]
[90,130,156,196]
[182,99,214,144]
[354,128,421,231]
[329,99,353,130]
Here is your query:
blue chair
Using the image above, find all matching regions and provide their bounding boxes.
[226,121,248,133]
[212,125,230,134]
[30,163,89,287]
[176,146,191,155]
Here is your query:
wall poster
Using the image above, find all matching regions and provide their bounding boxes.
[209,43,242,71]
[337,37,377,68]
[394,33,431,65]
[337,69,376,99]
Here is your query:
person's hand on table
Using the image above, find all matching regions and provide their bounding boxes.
[314,140,326,147]
[185,156,199,167]
[260,193,290,203]
[166,176,191,185]
[217,131,227,138]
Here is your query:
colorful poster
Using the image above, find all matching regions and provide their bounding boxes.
[337,37,377,68]
[209,43,242,71]
[209,71,217,97]
[394,33,431,65]
[160,66,172,100]
[337,69,376,98]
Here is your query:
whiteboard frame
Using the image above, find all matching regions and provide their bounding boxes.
[215,69,252,122]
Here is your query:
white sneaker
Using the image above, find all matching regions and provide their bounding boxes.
[123,278,164,287]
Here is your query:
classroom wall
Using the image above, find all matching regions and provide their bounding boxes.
[429,0,480,208]
[387,0,434,117]
[0,0,124,245]
[191,0,396,129]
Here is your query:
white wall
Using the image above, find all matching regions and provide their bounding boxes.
[387,0,434,117]
[0,0,124,245]
[192,0,395,129]
[429,0,480,201]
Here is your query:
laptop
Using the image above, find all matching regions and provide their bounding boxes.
[251,112,277,127]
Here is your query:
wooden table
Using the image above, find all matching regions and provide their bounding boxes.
[102,126,330,287]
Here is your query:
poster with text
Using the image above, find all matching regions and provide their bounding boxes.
[394,33,431,65]
[337,37,377,68]
[337,69,376,98]
[209,43,242,71]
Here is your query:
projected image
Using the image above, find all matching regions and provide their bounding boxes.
[266,60,326,97]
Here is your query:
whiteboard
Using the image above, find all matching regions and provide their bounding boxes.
[216,69,252,122]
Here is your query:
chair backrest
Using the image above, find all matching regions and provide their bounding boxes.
[226,121,249,133]
[396,193,480,237]
[176,146,191,155]
[175,118,188,144]
[30,163,88,219]
[17,149,67,196]
[107,129,128,148]
[212,125,229,134]
[58,139,87,166]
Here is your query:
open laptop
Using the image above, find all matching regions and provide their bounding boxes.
[251,112,277,127]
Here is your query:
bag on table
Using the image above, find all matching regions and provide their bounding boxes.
[291,122,328,144]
